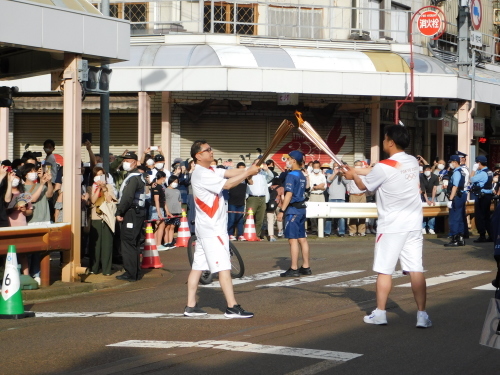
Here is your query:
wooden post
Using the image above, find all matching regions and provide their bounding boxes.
[370,96,381,163]
[138,92,151,157]
[457,101,471,158]
[61,53,83,282]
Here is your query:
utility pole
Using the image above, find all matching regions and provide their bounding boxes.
[457,0,470,75]
[100,0,111,172]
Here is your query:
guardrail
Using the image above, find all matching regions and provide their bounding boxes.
[306,201,476,238]
[0,223,71,287]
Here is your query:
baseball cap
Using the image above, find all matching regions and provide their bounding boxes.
[288,150,304,163]
[449,155,460,162]
[154,154,165,162]
[455,151,467,158]
[476,155,487,164]
[123,151,138,161]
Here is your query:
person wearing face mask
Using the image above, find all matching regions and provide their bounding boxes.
[0,165,14,227]
[308,160,327,235]
[347,161,367,236]
[444,155,467,247]
[324,163,347,237]
[115,151,147,282]
[149,171,172,249]
[246,158,274,239]
[456,151,471,239]
[43,139,59,184]
[266,159,278,178]
[470,155,494,243]
[163,175,182,249]
[277,150,311,277]
[151,154,169,182]
[433,160,447,176]
[419,165,439,235]
[88,167,117,275]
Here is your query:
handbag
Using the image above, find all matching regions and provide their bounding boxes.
[479,293,500,349]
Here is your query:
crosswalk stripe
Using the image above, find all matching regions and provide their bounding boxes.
[397,270,490,287]
[473,283,496,291]
[107,340,363,362]
[325,270,407,288]
[34,312,229,319]
[201,270,283,288]
[257,270,364,288]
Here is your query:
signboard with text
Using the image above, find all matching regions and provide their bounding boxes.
[473,117,485,137]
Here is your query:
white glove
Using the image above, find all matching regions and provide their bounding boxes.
[472,163,479,171]
[447,201,452,209]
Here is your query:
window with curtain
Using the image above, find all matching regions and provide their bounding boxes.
[268,6,323,39]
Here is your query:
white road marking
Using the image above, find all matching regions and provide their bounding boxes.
[35,312,229,319]
[257,270,364,288]
[107,340,363,362]
[397,270,490,287]
[325,270,407,288]
[473,283,497,291]
[201,270,283,288]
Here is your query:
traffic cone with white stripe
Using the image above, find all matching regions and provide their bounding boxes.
[244,208,259,241]
[141,223,164,269]
[176,209,190,247]
[0,245,35,319]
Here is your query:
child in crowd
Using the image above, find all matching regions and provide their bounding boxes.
[164,175,182,249]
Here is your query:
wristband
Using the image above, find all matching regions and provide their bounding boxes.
[279,209,285,213]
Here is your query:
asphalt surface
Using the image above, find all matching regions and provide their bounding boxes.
[1,234,499,375]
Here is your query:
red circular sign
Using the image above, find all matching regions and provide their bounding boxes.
[417,11,442,36]
[470,0,482,31]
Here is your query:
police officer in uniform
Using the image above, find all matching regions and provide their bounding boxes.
[115,151,147,281]
[470,155,494,243]
[444,155,467,247]
[456,151,470,238]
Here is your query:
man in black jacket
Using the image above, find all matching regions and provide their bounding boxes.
[420,165,439,234]
[115,152,146,281]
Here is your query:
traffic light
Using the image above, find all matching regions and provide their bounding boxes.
[0,86,19,108]
[84,66,112,94]
[415,105,444,120]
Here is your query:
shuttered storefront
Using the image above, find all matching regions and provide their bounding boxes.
[13,113,160,160]
[179,113,355,168]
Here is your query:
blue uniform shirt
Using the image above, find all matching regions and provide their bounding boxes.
[451,167,464,190]
[284,170,307,215]
[470,167,493,194]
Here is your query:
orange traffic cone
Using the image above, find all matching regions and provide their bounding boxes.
[141,222,164,269]
[244,208,259,241]
[176,209,190,247]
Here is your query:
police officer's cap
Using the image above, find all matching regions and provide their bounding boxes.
[449,155,460,162]
[288,150,304,163]
[123,151,138,160]
[154,154,165,162]
[455,151,467,158]
[475,155,487,164]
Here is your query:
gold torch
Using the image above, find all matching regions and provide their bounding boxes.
[255,119,294,166]
[294,111,344,167]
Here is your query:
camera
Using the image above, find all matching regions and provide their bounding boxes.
[150,146,158,151]
[32,151,43,158]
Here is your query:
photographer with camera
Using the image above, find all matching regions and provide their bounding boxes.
[470,155,494,243]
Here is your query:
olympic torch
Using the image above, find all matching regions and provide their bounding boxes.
[294,111,344,167]
[255,119,294,166]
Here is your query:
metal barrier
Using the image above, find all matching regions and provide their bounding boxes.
[0,223,72,287]
[306,201,476,238]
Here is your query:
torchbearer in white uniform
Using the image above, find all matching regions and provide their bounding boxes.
[343,125,432,328]
[184,140,259,318]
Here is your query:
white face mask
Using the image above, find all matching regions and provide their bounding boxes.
[146,159,154,166]
[313,168,321,174]
[472,163,479,171]
[44,147,53,153]
[27,172,38,182]
[494,177,499,183]
[419,166,423,172]
[155,163,164,170]
[437,163,445,170]
[285,162,292,169]
[94,175,105,183]
[123,162,132,171]
[96,163,103,168]
[170,182,178,188]
[449,163,456,169]
[424,171,431,177]
[12,178,20,187]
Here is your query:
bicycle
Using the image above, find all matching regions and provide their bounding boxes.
[187,234,245,285]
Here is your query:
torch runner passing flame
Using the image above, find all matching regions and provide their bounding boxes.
[256,119,294,166]
[294,111,345,168]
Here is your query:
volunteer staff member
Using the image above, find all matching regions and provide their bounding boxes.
[344,125,431,328]
[184,140,259,318]
[277,150,311,278]
[115,152,147,282]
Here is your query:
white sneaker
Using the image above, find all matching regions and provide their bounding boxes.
[363,309,387,325]
[428,229,435,235]
[229,235,237,241]
[278,231,283,237]
[422,228,427,235]
[238,236,246,241]
[416,311,432,328]
[33,276,41,286]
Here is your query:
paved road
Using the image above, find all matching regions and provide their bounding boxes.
[1,235,499,374]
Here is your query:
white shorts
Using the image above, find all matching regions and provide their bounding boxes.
[192,234,231,273]
[373,231,423,275]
